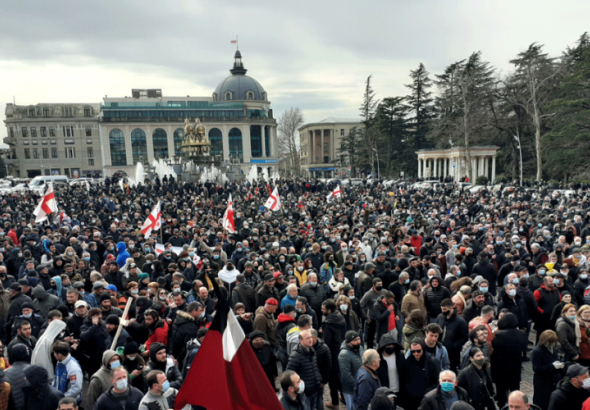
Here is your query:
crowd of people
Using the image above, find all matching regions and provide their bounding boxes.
[0,175,589,410]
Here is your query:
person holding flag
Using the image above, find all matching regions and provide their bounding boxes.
[264,187,281,212]
[222,194,236,233]
[141,201,162,237]
[33,181,58,223]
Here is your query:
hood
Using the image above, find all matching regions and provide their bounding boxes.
[32,285,48,299]
[325,310,346,326]
[176,310,195,323]
[277,313,296,324]
[116,242,127,252]
[498,312,518,330]
[429,275,443,287]
[23,365,49,387]
[248,330,267,341]
[102,349,119,368]
[377,333,402,353]
[149,342,167,363]
[52,256,64,269]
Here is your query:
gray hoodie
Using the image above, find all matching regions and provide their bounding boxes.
[86,349,120,410]
[32,285,61,319]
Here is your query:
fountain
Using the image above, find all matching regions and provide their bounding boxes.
[247,164,258,183]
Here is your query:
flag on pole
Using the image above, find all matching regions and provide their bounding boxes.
[222,194,236,233]
[231,40,237,44]
[85,179,91,193]
[174,281,283,410]
[118,178,124,191]
[326,192,334,203]
[264,187,281,211]
[332,185,342,199]
[33,182,58,223]
[140,201,162,237]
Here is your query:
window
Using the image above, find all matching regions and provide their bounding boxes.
[250,125,262,158]
[109,129,127,166]
[65,147,76,158]
[152,128,168,159]
[42,148,49,159]
[24,149,30,159]
[22,127,28,138]
[32,149,38,159]
[40,127,47,137]
[262,92,267,101]
[49,127,56,137]
[51,148,58,158]
[43,108,49,117]
[341,129,345,136]
[88,159,94,166]
[85,126,92,136]
[87,147,93,158]
[228,127,243,161]
[84,108,91,117]
[209,128,223,157]
[28,108,35,117]
[30,127,37,138]
[246,91,255,100]
[9,127,14,138]
[131,128,148,163]
[63,126,74,137]
[225,91,233,101]
[173,128,184,157]
[265,126,271,157]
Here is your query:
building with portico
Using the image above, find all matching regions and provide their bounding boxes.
[98,51,278,177]
[416,146,499,182]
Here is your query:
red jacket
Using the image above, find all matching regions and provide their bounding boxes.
[145,320,169,352]
[7,230,17,247]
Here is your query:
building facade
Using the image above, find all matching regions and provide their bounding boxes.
[99,51,278,177]
[298,118,363,178]
[416,146,499,182]
[3,103,102,178]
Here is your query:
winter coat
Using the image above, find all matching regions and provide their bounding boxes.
[116,242,130,268]
[31,285,61,319]
[338,341,365,394]
[497,292,528,330]
[400,351,440,399]
[548,377,590,410]
[376,333,405,390]
[532,345,564,410]
[249,331,277,386]
[354,366,381,410]
[322,310,347,372]
[418,385,471,410]
[436,310,469,361]
[371,295,399,343]
[276,313,296,352]
[491,313,528,387]
[472,259,498,295]
[4,360,29,410]
[401,292,427,318]
[87,350,120,410]
[286,344,322,396]
[144,320,169,352]
[457,363,495,410]
[168,310,199,361]
[299,283,326,319]
[22,365,64,410]
[80,316,109,363]
[94,386,144,410]
[253,306,278,347]
[314,339,332,384]
[555,316,581,361]
[279,393,307,410]
[423,280,451,318]
[255,285,281,309]
[402,325,425,353]
[145,355,183,390]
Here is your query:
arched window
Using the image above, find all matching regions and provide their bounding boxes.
[246,91,255,100]
[173,128,184,157]
[209,128,223,157]
[225,91,233,101]
[109,129,127,166]
[131,128,148,164]
[228,128,243,162]
[251,125,262,158]
[152,128,168,159]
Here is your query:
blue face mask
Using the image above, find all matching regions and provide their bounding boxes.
[110,360,121,369]
[213,255,219,260]
[569,315,577,321]
[404,279,410,284]
[554,279,560,285]
[189,252,195,256]
[146,260,151,264]
[166,256,171,260]
[512,278,519,284]
[539,270,545,275]
[440,382,454,392]
[480,287,488,293]
[161,380,170,392]
[85,257,90,261]
[497,241,502,245]
[516,244,522,249]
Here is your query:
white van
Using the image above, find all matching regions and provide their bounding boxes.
[29,175,69,193]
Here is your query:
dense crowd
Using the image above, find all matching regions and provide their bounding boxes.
[0,176,589,410]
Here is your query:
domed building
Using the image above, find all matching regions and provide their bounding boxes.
[99,51,278,177]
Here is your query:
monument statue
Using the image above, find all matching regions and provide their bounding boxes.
[181,118,211,157]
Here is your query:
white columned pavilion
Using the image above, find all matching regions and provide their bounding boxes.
[416,146,499,182]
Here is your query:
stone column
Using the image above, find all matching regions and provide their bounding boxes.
[242,125,251,163]
[167,125,174,159]
[471,158,477,182]
[261,125,266,158]
[417,158,422,178]
[483,157,488,179]
[124,125,133,166]
[491,156,496,182]
[443,158,447,178]
[222,125,230,161]
[145,125,154,164]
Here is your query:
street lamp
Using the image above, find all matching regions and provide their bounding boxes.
[372,148,380,179]
[514,132,523,187]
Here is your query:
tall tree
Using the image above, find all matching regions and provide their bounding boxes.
[336,127,362,177]
[505,43,561,181]
[375,97,409,177]
[359,75,380,176]
[277,107,304,176]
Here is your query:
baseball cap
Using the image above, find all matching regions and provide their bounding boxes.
[106,284,117,292]
[566,363,588,378]
[74,301,88,308]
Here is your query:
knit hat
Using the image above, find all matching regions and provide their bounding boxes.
[123,339,140,356]
[265,298,278,306]
[149,342,167,362]
[20,302,34,311]
[345,331,360,344]
[138,273,150,281]
[99,293,111,303]
[106,314,120,326]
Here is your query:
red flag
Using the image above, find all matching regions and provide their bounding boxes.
[174,282,283,410]
[264,187,281,211]
[222,194,236,233]
[33,182,58,223]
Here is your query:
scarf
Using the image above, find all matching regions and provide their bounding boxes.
[573,318,582,346]
[382,299,396,331]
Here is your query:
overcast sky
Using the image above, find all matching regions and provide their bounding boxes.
[1,0,589,134]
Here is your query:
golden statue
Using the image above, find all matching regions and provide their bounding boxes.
[181,118,211,157]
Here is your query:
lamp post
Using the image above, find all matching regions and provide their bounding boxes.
[514,131,523,187]
[373,148,380,179]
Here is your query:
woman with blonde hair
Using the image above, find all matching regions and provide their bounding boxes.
[336,295,360,332]
[63,246,79,264]
[532,330,564,410]
[555,303,581,362]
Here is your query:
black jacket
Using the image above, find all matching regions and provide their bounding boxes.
[371,295,399,343]
[418,385,471,410]
[145,357,183,390]
[299,283,326,319]
[548,377,590,410]
[532,345,564,410]
[491,313,528,386]
[497,292,528,330]
[555,316,581,361]
[286,344,322,396]
[457,363,495,410]
[436,310,469,356]
[94,386,144,410]
[423,279,451,319]
[376,334,405,389]
[314,339,332,384]
[280,393,307,410]
[401,349,441,399]
[322,310,347,371]
[168,310,199,361]
[471,259,498,295]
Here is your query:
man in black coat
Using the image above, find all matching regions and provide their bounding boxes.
[321,300,346,407]
[548,364,590,410]
[423,276,451,322]
[497,283,528,330]
[168,302,201,364]
[436,299,468,373]
[461,290,485,323]
[286,329,323,410]
[418,371,472,410]
[5,283,32,336]
[471,253,498,296]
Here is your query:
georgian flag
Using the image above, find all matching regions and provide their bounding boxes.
[222,194,236,233]
[264,187,281,211]
[140,201,162,237]
[33,182,58,223]
[174,282,283,410]
[333,185,342,198]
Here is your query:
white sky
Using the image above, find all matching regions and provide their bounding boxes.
[1,0,589,137]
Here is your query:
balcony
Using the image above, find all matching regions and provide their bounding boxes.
[3,137,16,146]
[4,158,18,165]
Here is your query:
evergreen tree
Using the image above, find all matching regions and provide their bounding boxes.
[375,97,409,177]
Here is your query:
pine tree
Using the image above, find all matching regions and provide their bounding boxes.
[405,63,434,155]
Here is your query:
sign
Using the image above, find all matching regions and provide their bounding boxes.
[250,159,278,164]
[310,167,335,171]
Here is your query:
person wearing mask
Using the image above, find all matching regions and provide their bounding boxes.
[299,273,326,321]
[548,364,590,410]
[372,291,400,343]
[286,329,322,410]
[555,303,581,362]
[139,370,178,410]
[423,276,451,323]
[321,299,347,408]
[22,365,64,410]
[86,350,122,410]
[144,343,183,390]
[353,349,382,410]
[418,370,471,410]
[276,305,297,369]
[400,339,441,410]
[497,282,528,331]
[360,278,387,349]
[436,299,468,372]
[94,366,144,410]
[533,276,562,344]
[532,330,564,410]
[338,331,364,410]
[376,333,404,397]
[459,326,490,370]
[279,370,307,410]
[457,347,495,410]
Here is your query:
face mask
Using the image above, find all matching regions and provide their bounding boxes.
[18,253,22,258]
[384,346,395,355]
[473,358,486,367]
[110,360,121,369]
[516,244,521,249]
[296,308,303,313]
[539,270,546,275]
[161,380,170,392]
[127,356,136,361]
[213,255,219,260]
[297,266,304,272]
[404,279,410,284]
[349,295,355,300]
[78,291,85,296]
[497,241,502,245]
[440,382,454,393]
[288,270,293,275]
[340,304,348,311]
[298,379,305,395]
[512,278,519,284]
[508,289,516,297]
[200,311,206,319]
[375,286,383,291]
[116,378,128,390]
[173,288,180,292]
[189,252,195,257]
[583,274,589,280]
[554,279,560,285]
[166,256,171,260]
[159,296,166,301]
[480,287,488,293]
[23,313,32,318]
[310,282,317,287]
[576,242,582,246]
[131,289,138,295]
[569,315,577,321]
[523,273,529,278]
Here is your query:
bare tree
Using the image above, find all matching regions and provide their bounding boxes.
[278,107,304,176]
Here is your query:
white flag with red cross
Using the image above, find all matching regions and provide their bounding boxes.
[140,201,162,237]
[264,187,281,211]
[34,182,58,223]
[222,194,236,233]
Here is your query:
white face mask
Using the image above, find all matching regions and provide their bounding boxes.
[340,304,348,311]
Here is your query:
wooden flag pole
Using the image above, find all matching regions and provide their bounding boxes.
[110,297,133,351]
